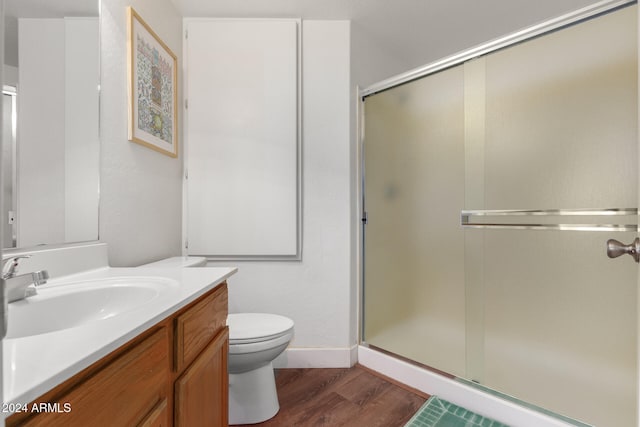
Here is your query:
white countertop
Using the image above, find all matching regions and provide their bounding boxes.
[3,266,237,410]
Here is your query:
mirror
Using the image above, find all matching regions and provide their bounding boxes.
[2,0,100,249]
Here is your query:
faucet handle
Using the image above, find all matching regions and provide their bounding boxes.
[2,255,32,278]
[32,270,49,287]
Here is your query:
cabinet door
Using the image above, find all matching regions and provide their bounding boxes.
[175,328,229,427]
[138,398,169,427]
[18,327,170,427]
[185,19,300,259]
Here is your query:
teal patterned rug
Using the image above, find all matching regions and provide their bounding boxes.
[405,396,510,427]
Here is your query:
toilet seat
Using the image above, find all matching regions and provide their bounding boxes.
[228,313,294,345]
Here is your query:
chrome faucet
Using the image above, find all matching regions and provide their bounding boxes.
[1,256,49,303]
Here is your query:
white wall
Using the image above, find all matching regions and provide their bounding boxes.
[351,24,413,90]
[100,0,183,266]
[207,21,354,366]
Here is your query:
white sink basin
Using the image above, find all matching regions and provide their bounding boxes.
[6,277,177,339]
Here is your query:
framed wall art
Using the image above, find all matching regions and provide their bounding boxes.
[127,6,178,157]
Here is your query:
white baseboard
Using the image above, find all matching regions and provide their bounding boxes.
[358,345,578,427]
[274,345,358,369]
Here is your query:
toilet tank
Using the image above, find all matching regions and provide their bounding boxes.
[139,256,207,268]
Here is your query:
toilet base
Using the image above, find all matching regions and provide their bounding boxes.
[229,362,280,425]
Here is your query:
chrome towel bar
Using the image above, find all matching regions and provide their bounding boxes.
[461,208,638,231]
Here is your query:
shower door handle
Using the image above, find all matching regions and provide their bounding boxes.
[607,238,640,263]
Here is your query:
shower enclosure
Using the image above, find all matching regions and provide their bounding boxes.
[361,3,638,426]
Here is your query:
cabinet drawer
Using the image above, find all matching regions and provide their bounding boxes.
[18,327,170,427]
[175,283,228,372]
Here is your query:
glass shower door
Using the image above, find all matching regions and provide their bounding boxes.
[362,4,638,426]
[363,64,467,377]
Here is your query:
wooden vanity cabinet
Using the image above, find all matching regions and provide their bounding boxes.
[7,282,229,427]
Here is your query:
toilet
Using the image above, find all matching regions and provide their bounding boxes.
[139,256,295,424]
[227,313,294,424]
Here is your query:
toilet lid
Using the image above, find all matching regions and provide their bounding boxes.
[227,313,294,344]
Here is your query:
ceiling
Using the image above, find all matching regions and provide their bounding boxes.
[3,0,618,80]
[5,0,97,18]
[169,0,605,73]
[4,0,99,67]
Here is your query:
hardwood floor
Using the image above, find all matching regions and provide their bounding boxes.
[235,365,428,427]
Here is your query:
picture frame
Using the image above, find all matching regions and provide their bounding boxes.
[127,7,178,157]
